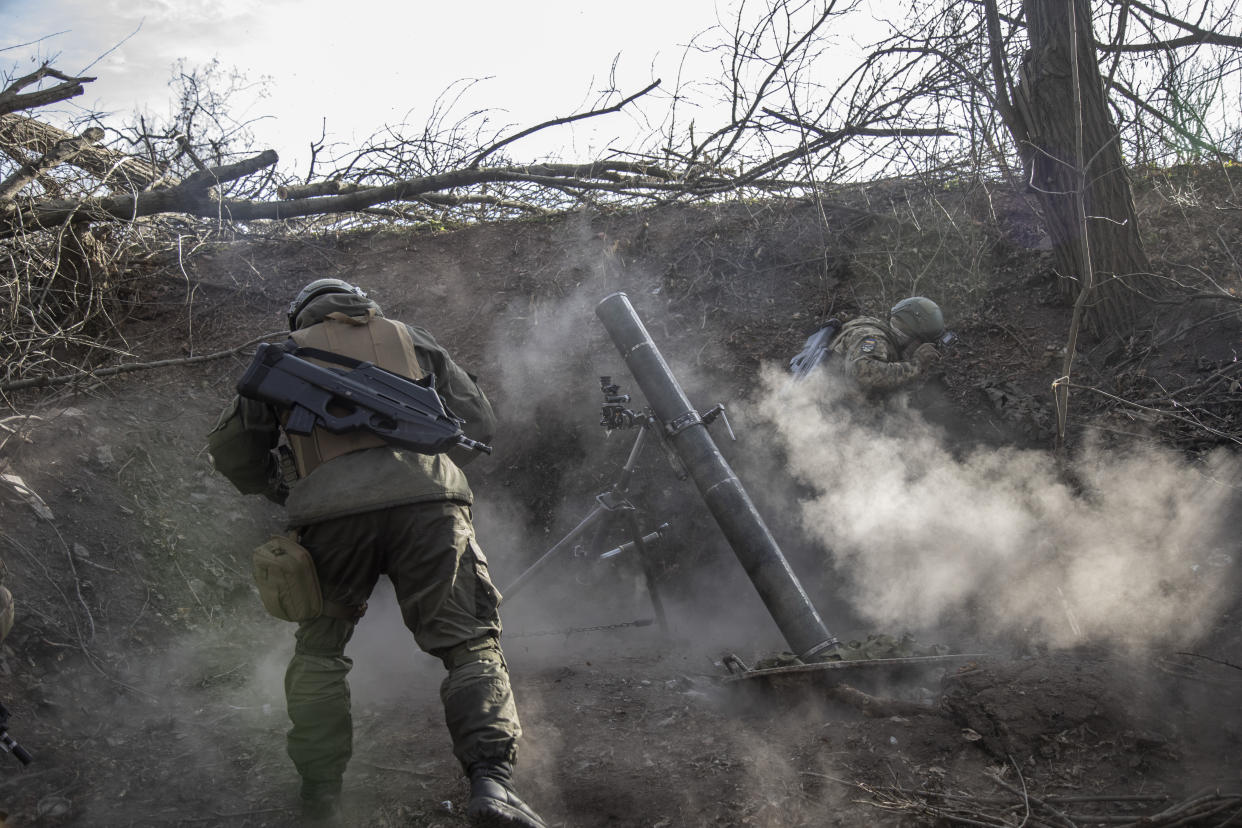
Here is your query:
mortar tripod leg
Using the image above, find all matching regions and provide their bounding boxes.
[623,510,668,635]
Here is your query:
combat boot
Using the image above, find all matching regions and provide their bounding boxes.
[466,762,547,828]
[299,778,342,824]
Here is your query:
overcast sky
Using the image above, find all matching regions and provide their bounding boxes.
[3,0,730,172]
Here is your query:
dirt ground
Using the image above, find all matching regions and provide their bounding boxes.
[1,170,1241,827]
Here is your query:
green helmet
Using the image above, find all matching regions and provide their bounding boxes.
[287,278,367,329]
[888,296,944,343]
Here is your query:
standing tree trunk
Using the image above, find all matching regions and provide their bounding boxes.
[997,0,1164,341]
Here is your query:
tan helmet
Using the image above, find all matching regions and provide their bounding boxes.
[287,279,367,329]
[888,296,944,343]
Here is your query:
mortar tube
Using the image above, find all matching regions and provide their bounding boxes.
[595,292,839,660]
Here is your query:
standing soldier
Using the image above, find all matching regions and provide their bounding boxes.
[207,279,546,828]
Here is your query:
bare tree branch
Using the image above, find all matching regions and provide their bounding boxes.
[1097,0,1242,50]
[759,108,954,142]
[983,0,1023,134]
[692,2,842,168]
[1,157,689,233]
[1105,75,1238,160]
[468,79,662,169]
[1099,31,1242,50]
[2,150,279,234]
[0,65,95,116]
[278,179,363,200]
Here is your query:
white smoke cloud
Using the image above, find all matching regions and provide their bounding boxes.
[751,363,1237,650]
[487,218,636,427]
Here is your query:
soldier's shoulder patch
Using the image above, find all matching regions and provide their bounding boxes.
[858,337,877,353]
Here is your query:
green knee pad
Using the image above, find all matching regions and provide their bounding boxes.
[438,635,505,671]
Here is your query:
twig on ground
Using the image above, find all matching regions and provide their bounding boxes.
[1173,651,1242,672]
[989,767,1079,828]
[173,558,210,622]
[1063,380,1242,446]
[800,772,1240,828]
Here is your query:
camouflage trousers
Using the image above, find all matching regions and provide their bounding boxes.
[285,500,521,786]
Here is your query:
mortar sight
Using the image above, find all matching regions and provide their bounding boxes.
[599,375,648,430]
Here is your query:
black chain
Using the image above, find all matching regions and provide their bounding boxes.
[507,618,654,639]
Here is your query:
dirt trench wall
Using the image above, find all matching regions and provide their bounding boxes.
[2,185,1241,827]
[155,197,1031,608]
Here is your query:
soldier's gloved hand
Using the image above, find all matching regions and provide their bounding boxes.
[913,342,941,370]
[263,455,291,505]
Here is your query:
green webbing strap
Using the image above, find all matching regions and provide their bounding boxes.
[439,635,501,670]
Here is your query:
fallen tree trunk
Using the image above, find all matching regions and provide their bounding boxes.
[1,149,279,235]
[0,114,168,191]
[3,157,672,234]
[0,126,106,200]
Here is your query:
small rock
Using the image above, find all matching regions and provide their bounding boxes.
[36,795,72,818]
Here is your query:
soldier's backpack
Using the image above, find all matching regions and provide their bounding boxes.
[787,318,842,383]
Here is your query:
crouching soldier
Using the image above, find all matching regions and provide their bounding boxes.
[207,279,546,828]
[829,296,948,393]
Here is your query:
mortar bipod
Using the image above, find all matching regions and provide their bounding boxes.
[501,380,676,634]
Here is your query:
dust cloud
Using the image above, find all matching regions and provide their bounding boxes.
[441,243,1230,662]
[749,364,1239,651]
[473,262,832,657]
[468,226,674,644]
[486,215,633,428]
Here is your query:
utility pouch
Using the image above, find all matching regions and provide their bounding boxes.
[252,533,322,622]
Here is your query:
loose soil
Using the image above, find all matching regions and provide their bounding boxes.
[1,170,1240,827]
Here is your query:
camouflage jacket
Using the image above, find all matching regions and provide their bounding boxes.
[207,293,496,526]
[828,316,923,392]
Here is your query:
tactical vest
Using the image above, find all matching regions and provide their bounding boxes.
[286,310,426,477]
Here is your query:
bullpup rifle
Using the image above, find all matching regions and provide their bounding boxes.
[236,342,492,456]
